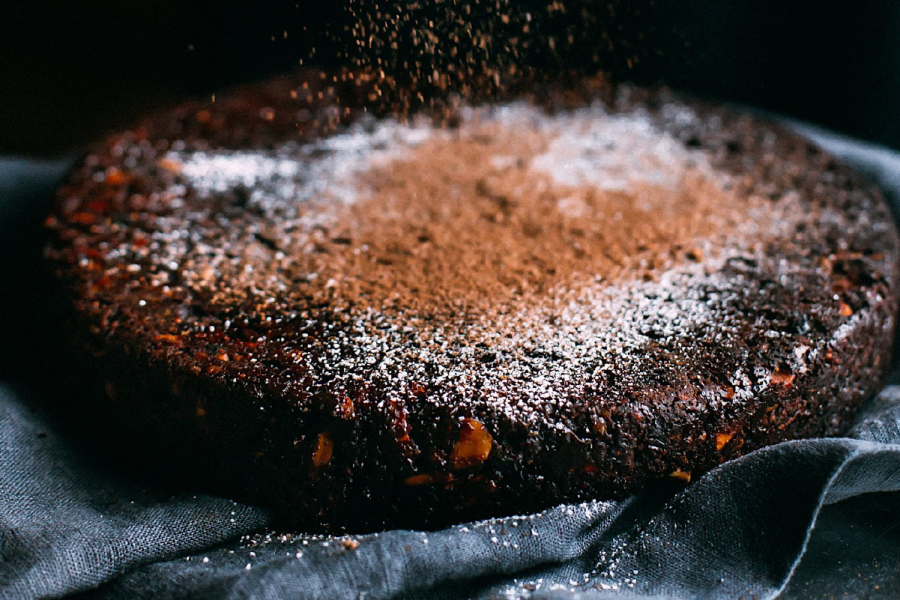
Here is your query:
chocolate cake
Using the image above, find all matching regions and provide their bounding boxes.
[44,72,900,531]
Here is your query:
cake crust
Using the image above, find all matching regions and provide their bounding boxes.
[45,72,900,531]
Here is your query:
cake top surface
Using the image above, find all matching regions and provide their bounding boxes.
[47,73,900,433]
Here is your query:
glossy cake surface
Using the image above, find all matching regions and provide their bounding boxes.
[45,73,900,530]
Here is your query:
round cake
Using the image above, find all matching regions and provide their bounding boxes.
[45,72,900,531]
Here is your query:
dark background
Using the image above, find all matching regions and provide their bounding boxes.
[1,0,899,157]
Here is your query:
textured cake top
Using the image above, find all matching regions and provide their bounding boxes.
[46,73,899,444]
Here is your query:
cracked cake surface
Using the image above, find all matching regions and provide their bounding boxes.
[45,72,900,531]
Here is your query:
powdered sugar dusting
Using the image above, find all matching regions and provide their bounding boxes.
[172,114,441,206]
[155,98,819,429]
[174,103,709,212]
[177,153,301,194]
[523,105,709,192]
